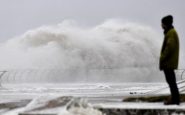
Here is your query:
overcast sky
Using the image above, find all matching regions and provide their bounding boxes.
[0,0,184,43]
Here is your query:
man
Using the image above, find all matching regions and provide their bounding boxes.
[160,15,180,105]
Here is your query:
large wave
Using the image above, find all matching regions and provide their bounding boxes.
[0,20,164,83]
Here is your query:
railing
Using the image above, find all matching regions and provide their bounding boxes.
[144,69,185,95]
[0,69,65,84]
[1,69,185,89]
[0,71,7,87]
[180,69,185,80]
[0,67,149,84]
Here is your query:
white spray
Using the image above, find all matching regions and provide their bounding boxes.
[0,20,164,83]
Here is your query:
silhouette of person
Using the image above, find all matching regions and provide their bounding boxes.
[160,15,180,105]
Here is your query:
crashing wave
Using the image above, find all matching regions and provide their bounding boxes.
[0,20,163,83]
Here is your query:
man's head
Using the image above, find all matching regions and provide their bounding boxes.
[161,15,173,30]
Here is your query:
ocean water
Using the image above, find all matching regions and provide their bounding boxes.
[0,83,166,115]
[0,19,164,83]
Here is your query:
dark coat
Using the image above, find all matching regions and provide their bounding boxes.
[160,28,179,70]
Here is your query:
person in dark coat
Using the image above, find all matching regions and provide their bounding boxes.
[160,15,180,105]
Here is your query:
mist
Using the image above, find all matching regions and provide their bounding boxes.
[0,20,172,83]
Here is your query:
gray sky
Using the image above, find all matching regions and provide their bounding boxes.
[0,0,184,43]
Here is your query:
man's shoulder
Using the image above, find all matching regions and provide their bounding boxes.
[167,28,178,37]
[168,28,176,33]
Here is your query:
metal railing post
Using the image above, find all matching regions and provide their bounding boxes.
[181,69,185,80]
[0,71,7,87]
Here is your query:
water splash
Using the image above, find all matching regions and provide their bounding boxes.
[0,20,163,83]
